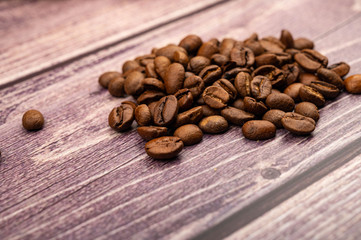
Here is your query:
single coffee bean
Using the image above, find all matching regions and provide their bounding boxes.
[265,93,295,112]
[122,60,140,73]
[273,52,292,65]
[235,72,252,98]
[124,71,144,96]
[22,109,44,131]
[327,62,350,77]
[230,47,255,67]
[145,62,158,78]
[188,56,211,74]
[283,83,304,102]
[344,74,361,94]
[185,71,195,78]
[148,101,157,116]
[293,37,314,50]
[280,29,294,49]
[242,120,276,140]
[213,79,238,100]
[174,124,203,145]
[232,98,245,110]
[179,34,203,54]
[250,75,272,101]
[136,54,156,67]
[281,112,316,135]
[136,90,165,105]
[255,53,279,67]
[294,102,319,122]
[183,75,205,99]
[122,66,146,78]
[175,88,193,111]
[244,39,264,56]
[153,95,179,126]
[137,126,168,141]
[122,101,138,110]
[155,45,187,61]
[173,50,189,67]
[99,71,122,89]
[199,115,228,134]
[243,96,268,116]
[201,105,220,117]
[299,85,325,107]
[252,65,287,89]
[198,65,222,85]
[295,49,328,72]
[174,106,203,128]
[259,37,285,53]
[135,104,152,126]
[211,53,229,66]
[262,109,285,128]
[221,106,255,126]
[142,78,165,92]
[108,77,125,97]
[222,67,247,81]
[282,63,300,85]
[310,80,339,99]
[298,72,319,86]
[154,56,171,80]
[203,86,230,109]
[164,63,185,94]
[108,104,135,131]
[317,67,344,90]
[219,38,236,57]
[197,41,219,59]
[145,136,184,159]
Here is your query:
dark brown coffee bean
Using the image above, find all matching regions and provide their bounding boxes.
[136,54,156,67]
[153,95,179,126]
[124,71,144,96]
[242,120,276,140]
[174,124,203,146]
[345,74,361,94]
[174,106,203,128]
[273,52,292,65]
[155,45,187,61]
[250,76,272,101]
[137,90,165,105]
[203,86,230,109]
[327,62,350,77]
[198,65,222,85]
[135,104,152,126]
[299,85,325,107]
[221,107,255,126]
[232,98,245,110]
[108,104,135,131]
[243,96,268,116]
[310,81,339,99]
[179,34,203,54]
[164,63,185,94]
[99,71,122,89]
[154,56,171,80]
[188,56,211,74]
[265,93,295,112]
[222,67,248,81]
[244,39,265,56]
[201,105,220,117]
[184,75,205,98]
[213,79,237,100]
[259,37,285,53]
[230,47,255,67]
[211,53,229,66]
[235,72,252,98]
[255,53,279,67]
[185,71,195,78]
[281,112,316,135]
[175,88,193,111]
[295,49,328,72]
[262,109,285,128]
[122,101,138,110]
[145,62,158,78]
[294,37,314,50]
[148,101,157,116]
[137,126,168,141]
[122,60,140,73]
[283,83,304,102]
[317,67,344,90]
[142,78,165,92]
[173,50,189,67]
[298,72,319,86]
[145,136,184,159]
[122,66,146,78]
[108,77,125,97]
[22,110,44,131]
[282,63,300,85]
[294,102,319,122]
[219,38,236,57]
[280,29,294,49]
[199,116,228,134]
[253,65,287,89]
[197,41,219,59]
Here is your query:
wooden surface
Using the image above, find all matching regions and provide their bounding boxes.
[1,0,361,239]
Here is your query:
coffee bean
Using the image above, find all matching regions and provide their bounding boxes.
[122,66,146,78]
[294,102,319,122]
[285,48,301,57]
[135,104,152,126]
[310,80,339,99]
[136,90,165,105]
[124,71,144,96]
[273,52,292,65]
[201,105,220,117]
[108,77,125,97]
[294,38,314,50]
[282,63,300,85]
[122,101,138,110]
[327,62,350,77]
[235,72,252,98]
[213,79,237,100]
[295,49,328,72]
[255,53,279,67]
[164,63,185,94]
[345,74,361,94]
[317,67,344,90]
[299,85,325,107]
[219,38,236,57]
[281,112,316,135]
[243,96,268,116]
[280,29,294,49]
[188,56,211,74]
[174,124,203,145]
[232,98,245,110]
[250,76,272,101]
[173,50,189,67]
[148,101,157,116]
[244,39,264,56]
[265,93,295,112]
[155,45,187,61]
[174,106,203,128]
[298,72,319,86]
[221,106,255,126]
[197,41,219,59]
[136,54,156,67]
[174,88,193,111]
[122,60,140,74]
[145,62,158,78]
[154,56,171,80]
[198,65,222,85]
[153,95,179,126]
[230,47,255,67]
[108,103,135,131]
[211,54,229,66]
[99,71,122,89]
[142,78,165,92]
[259,37,285,53]
[137,126,168,141]
[179,34,203,54]
[222,67,247,81]
[253,65,286,89]
[283,83,304,102]
[242,120,276,140]
[271,89,281,94]
[199,115,228,134]
[22,109,44,131]
[262,109,285,128]
[183,75,205,99]
[145,136,184,159]
[203,86,230,109]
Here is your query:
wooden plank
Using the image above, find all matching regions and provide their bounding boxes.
[1,0,361,239]
[0,0,224,87]
[225,154,361,240]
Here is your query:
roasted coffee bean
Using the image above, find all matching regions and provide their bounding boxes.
[221,106,255,126]
[108,77,125,97]
[122,101,138,110]
[255,53,279,67]
[135,104,152,126]
[174,124,203,145]
[201,105,220,117]
[298,72,319,86]
[327,62,350,77]
[280,29,294,49]
[317,67,344,90]
[136,54,156,67]
[253,65,286,89]
[122,66,146,78]
[22,110,44,131]
[310,81,339,99]
[222,67,247,81]
[154,56,171,80]
[242,120,276,140]
[184,75,205,98]
[294,102,319,122]
[197,41,219,59]
[124,71,144,96]
[155,45,187,61]
[203,86,230,109]
[219,38,236,57]
[175,88,193,111]
[137,126,168,141]
[211,53,229,66]
[265,93,295,112]
[199,115,228,133]
[153,95,179,126]
[142,78,165,92]
[259,37,285,53]
[164,63,185,94]
[250,75,272,101]
[179,34,203,54]
[345,74,361,94]
[188,56,211,74]
[173,50,189,67]
[295,49,328,72]
[294,37,314,50]
[196,95,205,105]
[273,52,292,65]
[243,96,268,116]
[198,65,222,85]
[299,85,325,107]
[145,62,158,78]
[285,48,301,57]
[148,101,157,116]
[174,106,203,128]
[282,63,300,85]
[283,83,304,102]
[244,39,265,56]
[145,136,184,159]
[271,89,281,94]
[230,47,255,67]
[99,71,122,89]
[185,71,195,78]
[235,72,252,98]
[108,104,135,131]
[137,90,165,105]
[232,98,245,110]
[281,112,316,135]
[122,60,140,73]
[213,79,237,100]
[262,109,285,128]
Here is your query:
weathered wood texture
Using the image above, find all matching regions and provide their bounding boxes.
[1,0,361,239]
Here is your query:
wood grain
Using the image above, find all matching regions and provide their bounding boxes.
[1,0,361,239]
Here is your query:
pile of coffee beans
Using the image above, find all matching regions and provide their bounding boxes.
[99,30,361,160]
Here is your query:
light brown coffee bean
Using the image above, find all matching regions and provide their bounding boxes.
[174,124,203,145]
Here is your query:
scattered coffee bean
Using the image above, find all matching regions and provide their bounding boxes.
[22,110,44,131]
[135,104,152,126]
[244,97,268,116]
[265,93,295,112]
[164,63,185,94]
[299,85,325,108]
[108,103,135,131]
[175,88,194,111]
[174,124,203,146]
[310,80,339,99]
[317,67,344,90]
[235,72,252,98]
[213,79,238,100]
[153,95,179,126]
[327,62,350,77]
[345,74,361,94]
[199,115,228,134]
[283,83,304,102]
[294,102,319,122]
[262,109,285,128]
[282,112,316,135]
[175,106,203,128]
[242,120,276,140]
[221,107,255,126]
[203,86,230,109]
[108,77,125,97]
[250,75,272,101]
[179,34,203,54]
[145,136,184,159]
[99,71,122,89]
